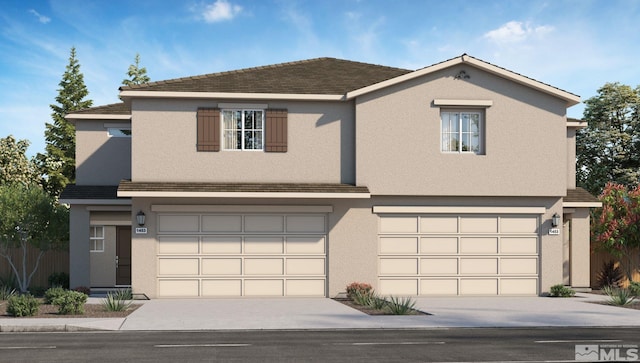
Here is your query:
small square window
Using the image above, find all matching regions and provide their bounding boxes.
[441,111,483,154]
[222,109,264,150]
[90,226,104,252]
[107,128,132,137]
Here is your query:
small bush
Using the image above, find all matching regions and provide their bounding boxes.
[0,285,17,300]
[102,292,133,312]
[368,295,388,310]
[44,286,67,304]
[7,294,40,317]
[52,290,87,315]
[346,282,372,299]
[48,272,70,289]
[73,286,91,295]
[351,289,374,306]
[596,261,624,289]
[385,296,416,315]
[549,284,575,297]
[629,281,640,297]
[113,288,133,300]
[603,286,636,306]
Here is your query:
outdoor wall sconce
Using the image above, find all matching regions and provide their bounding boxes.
[551,213,560,228]
[136,211,146,226]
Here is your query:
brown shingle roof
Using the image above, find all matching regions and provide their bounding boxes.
[72,102,131,115]
[119,57,411,94]
[565,187,600,203]
[118,180,370,194]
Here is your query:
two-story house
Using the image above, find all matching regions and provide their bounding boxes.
[60,54,600,298]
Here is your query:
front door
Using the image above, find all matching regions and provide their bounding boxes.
[116,226,132,285]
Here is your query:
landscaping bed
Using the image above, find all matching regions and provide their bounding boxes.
[0,300,139,318]
[333,298,428,315]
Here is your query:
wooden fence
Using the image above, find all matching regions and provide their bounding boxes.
[0,245,69,289]
[591,249,640,288]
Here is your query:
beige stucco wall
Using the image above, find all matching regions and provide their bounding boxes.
[355,64,569,196]
[75,120,131,185]
[129,196,564,298]
[569,208,591,289]
[69,205,90,289]
[566,128,577,189]
[90,226,116,287]
[131,99,355,184]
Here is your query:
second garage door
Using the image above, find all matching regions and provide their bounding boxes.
[156,213,327,297]
[378,214,539,296]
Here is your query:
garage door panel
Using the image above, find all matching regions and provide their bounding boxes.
[460,279,498,295]
[501,279,537,295]
[286,236,325,254]
[244,237,284,254]
[158,280,199,297]
[286,258,325,275]
[286,215,325,233]
[245,215,284,232]
[201,280,242,296]
[286,280,325,296]
[380,237,418,254]
[244,258,284,275]
[158,258,199,275]
[460,216,498,233]
[158,236,199,254]
[500,237,537,254]
[158,215,200,233]
[460,258,498,274]
[202,215,242,232]
[245,280,284,296]
[501,258,537,274]
[421,258,458,274]
[421,279,458,295]
[420,217,458,233]
[500,216,538,233]
[379,279,418,295]
[201,258,242,275]
[380,258,418,275]
[201,236,242,254]
[460,237,498,254]
[421,237,458,254]
[380,216,418,233]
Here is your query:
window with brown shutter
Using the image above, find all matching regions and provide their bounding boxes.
[265,109,288,152]
[197,108,220,152]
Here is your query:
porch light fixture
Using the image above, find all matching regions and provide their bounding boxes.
[551,213,560,228]
[136,211,146,226]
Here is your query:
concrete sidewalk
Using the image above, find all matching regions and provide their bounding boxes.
[1,293,639,332]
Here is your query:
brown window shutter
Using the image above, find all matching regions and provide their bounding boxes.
[265,109,287,152]
[197,108,220,152]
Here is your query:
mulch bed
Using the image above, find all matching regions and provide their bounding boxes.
[333,298,429,315]
[0,301,139,318]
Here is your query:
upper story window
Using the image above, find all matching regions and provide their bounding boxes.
[222,110,264,150]
[441,111,483,154]
[90,226,104,252]
[107,127,132,138]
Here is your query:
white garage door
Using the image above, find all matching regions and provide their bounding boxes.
[378,214,539,296]
[156,213,326,297]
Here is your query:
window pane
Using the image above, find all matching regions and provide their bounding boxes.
[461,133,470,151]
[255,111,264,129]
[450,134,459,151]
[244,111,254,129]
[235,111,242,129]
[254,131,263,149]
[470,134,480,152]
[222,111,234,129]
[462,114,470,132]
[450,113,459,132]
[470,114,480,132]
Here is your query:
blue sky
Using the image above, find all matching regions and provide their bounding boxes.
[1,0,639,155]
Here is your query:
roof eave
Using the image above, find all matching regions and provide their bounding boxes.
[119,90,346,102]
[117,190,370,199]
[65,114,131,121]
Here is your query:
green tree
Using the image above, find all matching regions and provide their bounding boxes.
[576,82,640,195]
[591,183,640,282]
[37,47,93,197]
[0,135,38,185]
[122,53,150,86]
[0,184,69,293]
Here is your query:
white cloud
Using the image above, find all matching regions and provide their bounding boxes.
[484,21,553,44]
[28,9,51,24]
[202,0,242,23]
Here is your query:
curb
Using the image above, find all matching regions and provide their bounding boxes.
[0,325,107,332]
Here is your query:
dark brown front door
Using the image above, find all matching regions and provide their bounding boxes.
[116,226,132,285]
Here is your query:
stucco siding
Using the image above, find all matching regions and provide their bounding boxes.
[75,120,131,185]
[131,99,354,184]
[355,64,569,196]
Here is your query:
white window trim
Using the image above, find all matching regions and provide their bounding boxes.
[221,109,265,151]
[90,226,105,252]
[440,110,484,154]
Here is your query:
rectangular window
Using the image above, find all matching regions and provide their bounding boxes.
[222,109,264,150]
[441,111,482,154]
[90,226,104,252]
[108,127,132,137]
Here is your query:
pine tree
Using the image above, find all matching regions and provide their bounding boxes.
[122,53,150,86]
[37,47,93,197]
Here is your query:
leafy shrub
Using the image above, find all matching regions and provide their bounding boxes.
[102,292,133,312]
[603,285,636,306]
[351,289,374,306]
[52,290,87,315]
[346,282,372,299]
[48,272,70,289]
[549,284,576,297]
[44,286,67,304]
[596,261,623,289]
[7,294,40,317]
[0,285,17,300]
[73,286,91,295]
[368,295,388,310]
[629,281,640,296]
[113,288,133,300]
[385,296,416,315]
